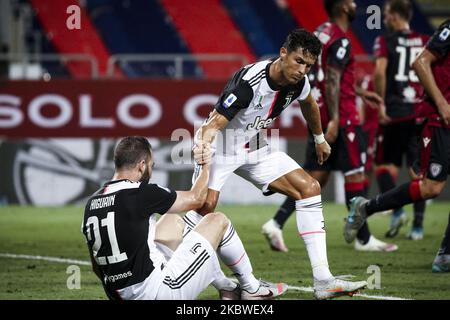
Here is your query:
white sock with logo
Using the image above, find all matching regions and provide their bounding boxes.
[295,195,333,282]
[184,210,260,292]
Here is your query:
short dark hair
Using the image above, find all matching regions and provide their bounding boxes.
[324,0,345,18]
[283,28,322,58]
[385,0,413,21]
[114,136,152,170]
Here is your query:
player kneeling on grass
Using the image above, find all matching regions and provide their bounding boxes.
[81,136,279,300]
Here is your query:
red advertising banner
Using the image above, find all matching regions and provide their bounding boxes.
[0,80,308,138]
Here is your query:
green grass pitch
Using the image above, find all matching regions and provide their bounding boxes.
[0,202,449,300]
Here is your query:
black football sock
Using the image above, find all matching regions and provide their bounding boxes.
[363,176,370,196]
[345,182,366,210]
[438,213,450,255]
[356,222,371,244]
[365,181,423,217]
[413,200,426,229]
[273,197,296,229]
[376,168,396,193]
[345,182,371,244]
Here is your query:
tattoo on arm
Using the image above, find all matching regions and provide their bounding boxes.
[325,66,341,120]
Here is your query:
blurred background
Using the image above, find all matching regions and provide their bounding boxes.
[0,0,448,206]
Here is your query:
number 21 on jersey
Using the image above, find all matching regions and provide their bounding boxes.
[85,212,128,265]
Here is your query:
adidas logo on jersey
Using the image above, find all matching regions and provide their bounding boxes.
[423,137,431,147]
[246,116,274,130]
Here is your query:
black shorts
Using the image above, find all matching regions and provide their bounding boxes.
[303,125,366,175]
[419,124,450,182]
[375,120,421,167]
[363,127,377,173]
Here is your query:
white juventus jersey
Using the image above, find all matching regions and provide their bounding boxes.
[213,59,310,155]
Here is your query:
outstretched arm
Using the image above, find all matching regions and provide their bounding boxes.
[192,110,229,165]
[166,163,211,213]
[195,110,229,145]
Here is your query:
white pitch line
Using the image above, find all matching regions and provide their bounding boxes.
[0,253,91,266]
[287,285,411,300]
[0,253,410,300]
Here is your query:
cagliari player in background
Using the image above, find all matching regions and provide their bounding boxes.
[372,0,430,240]
[345,19,450,272]
[263,0,395,253]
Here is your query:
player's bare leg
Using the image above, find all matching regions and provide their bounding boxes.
[269,168,367,299]
[185,188,287,299]
[419,178,446,198]
[262,170,330,253]
[156,212,229,251]
[155,214,185,251]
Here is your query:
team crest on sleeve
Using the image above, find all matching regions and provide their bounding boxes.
[439,27,449,41]
[223,93,238,108]
[429,163,442,178]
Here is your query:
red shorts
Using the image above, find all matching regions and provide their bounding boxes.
[304,125,366,175]
[419,123,450,181]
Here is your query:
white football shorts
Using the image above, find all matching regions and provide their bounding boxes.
[207,146,301,194]
[117,231,222,300]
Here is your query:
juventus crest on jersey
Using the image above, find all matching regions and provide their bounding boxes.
[212,59,310,155]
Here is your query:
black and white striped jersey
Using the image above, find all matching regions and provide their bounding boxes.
[213,59,310,155]
[81,179,176,294]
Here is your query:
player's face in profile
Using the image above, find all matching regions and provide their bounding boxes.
[345,0,357,22]
[383,5,394,31]
[282,47,316,84]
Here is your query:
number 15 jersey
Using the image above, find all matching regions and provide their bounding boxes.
[373,30,429,120]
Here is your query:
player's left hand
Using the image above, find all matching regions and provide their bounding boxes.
[437,102,450,126]
[362,90,383,109]
[315,140,331,165]
[193,142,212,165]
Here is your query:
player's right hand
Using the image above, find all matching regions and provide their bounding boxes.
[324,119,338,144]
[193,142,212,165]
[378,104,392,125]
[437,102,450,126]
[315,140,331,165]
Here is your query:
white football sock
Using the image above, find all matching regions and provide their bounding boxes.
[184,210,260,292]
[295,195,333,282]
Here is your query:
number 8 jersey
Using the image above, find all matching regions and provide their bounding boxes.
[312,22,360,129]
